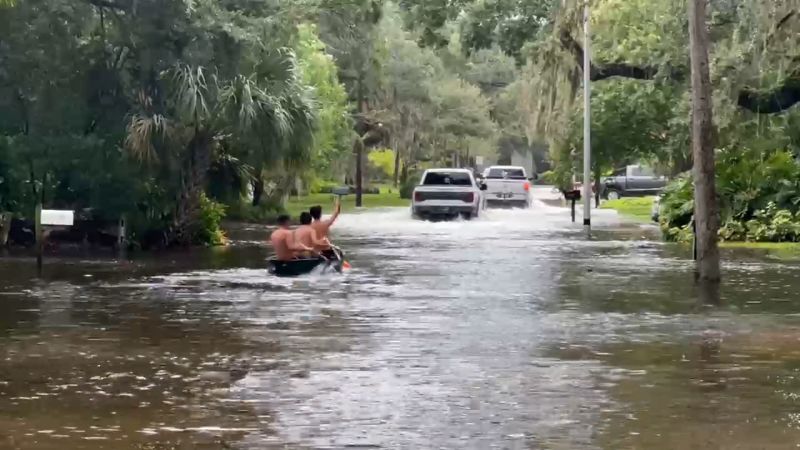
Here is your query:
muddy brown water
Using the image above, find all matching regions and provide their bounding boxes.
[2,191,800,449]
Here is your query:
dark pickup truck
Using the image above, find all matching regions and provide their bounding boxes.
[602,165,667,200]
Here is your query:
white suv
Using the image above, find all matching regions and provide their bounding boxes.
[411,169,486,220]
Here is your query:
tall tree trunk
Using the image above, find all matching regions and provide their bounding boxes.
[173,131,213,245]
[393,145,401,187]
[394,110,406,187]
[252,177,264,207]
[688,0,721,281]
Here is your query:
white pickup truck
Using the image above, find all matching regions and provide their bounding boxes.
[481,165,532,208]
[411,168,487,220]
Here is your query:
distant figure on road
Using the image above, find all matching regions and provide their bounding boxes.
[294,211,326,258]
[270,214,311,261]
[309,199,341,256]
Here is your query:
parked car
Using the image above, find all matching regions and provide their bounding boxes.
[602,164,667,200]
[481,165,532,208]
[412,168,486,220]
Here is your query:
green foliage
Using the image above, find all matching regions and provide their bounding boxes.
[368,149,396,179]
[399,169,422,199]
[196,194,227,246]
[565,80,687,176]
[660,148,800,243]
[399,0,555,59]
[0,0,370,247]
[659,176,695,238]
[539,170,558,186]
[295,24,353,179]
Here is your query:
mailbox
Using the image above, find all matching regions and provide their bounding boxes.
[563,190,582,201]
[40,209,74,226]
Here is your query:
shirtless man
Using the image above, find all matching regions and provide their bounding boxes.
[294,212,326,258]
[270,214,311,260]
[309,199,341,253]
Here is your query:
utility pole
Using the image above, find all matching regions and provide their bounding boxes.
[688,0,721,281]
[582,0,592,235]
[355,75,365,208]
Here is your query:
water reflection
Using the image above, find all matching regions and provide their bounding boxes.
[1,192,800,448]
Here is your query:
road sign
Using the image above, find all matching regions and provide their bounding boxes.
[40,209,74,226]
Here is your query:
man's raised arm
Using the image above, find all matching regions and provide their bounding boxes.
[325,198,342,227]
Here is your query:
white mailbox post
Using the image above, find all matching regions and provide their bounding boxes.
[41,210,74,226]
[35,206,74,275]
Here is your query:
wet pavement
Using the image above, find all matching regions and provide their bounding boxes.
[2,187,800,449]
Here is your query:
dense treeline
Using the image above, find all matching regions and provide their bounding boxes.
[5,0,800,247]
[0,0,514,247]
[405,0,800,243]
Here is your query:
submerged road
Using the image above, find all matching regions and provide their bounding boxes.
[2,187,800,449]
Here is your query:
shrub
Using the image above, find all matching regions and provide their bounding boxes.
[196,193,227,246]
[660,147,800,243]
[400,171,421,199]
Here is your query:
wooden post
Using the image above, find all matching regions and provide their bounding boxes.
[117,215,127,259]
[35,203,43,276]
[571,199,576,222]
[0,212,10,247]
[688,0,721,281]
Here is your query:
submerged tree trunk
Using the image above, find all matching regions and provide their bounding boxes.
[173,130,214,246]
[688,0,721,281]
[593,167,601,208]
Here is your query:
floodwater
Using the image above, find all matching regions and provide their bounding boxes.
[2,188,800,449]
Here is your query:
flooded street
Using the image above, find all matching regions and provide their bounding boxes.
[3,188,800,449]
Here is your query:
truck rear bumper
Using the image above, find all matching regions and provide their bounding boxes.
[413,205,476,216]
[486,195,529,208]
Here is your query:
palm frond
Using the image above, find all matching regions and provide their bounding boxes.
[124,114,171,163]
[171,65,211,125]
[281,86,318,170]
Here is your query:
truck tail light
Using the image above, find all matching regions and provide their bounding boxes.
[463,192,474,203]
[414,191,424,202]
[524,182,531,192]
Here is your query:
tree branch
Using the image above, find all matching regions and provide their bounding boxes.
[560,28,800,114]
[84,0,127,10]
[738,75,800,113]
[559,31,674,82]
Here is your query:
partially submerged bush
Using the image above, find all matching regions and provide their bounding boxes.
[196,194,227,246]
[660,148,800,243]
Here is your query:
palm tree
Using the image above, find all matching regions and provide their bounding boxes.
[125,49,316,244]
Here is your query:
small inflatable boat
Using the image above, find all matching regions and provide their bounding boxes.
[267,249,345,277]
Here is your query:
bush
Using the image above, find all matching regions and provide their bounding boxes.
[659,147,800,243]
[196,193,227,246]
[400,171,421,199]
[311,180,339,194]
[539,170,558,186]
